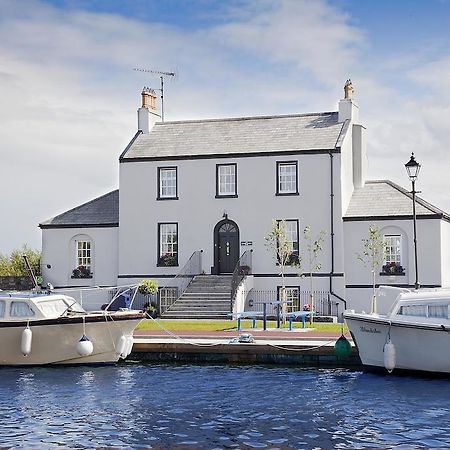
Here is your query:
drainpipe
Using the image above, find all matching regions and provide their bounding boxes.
[329,150,347,314]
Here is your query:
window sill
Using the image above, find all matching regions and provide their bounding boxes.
[215,194,238,199]
[157,264,179,268]
[71,275,93,279]
[276,192,299,196]
[379,272,405,277]
[157,196,179,201]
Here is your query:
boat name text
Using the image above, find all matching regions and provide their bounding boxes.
[360,326,381,334]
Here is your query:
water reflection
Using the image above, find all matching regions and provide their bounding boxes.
[1,365,450,448]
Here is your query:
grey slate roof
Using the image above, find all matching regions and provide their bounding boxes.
[121,112,346,160]
[344,180,450,221]
[39,190,119,228]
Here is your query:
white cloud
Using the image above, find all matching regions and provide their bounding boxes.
[1,0,450,254]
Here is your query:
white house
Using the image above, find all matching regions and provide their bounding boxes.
[39,81,450,316]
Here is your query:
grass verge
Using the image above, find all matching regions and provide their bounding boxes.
[136,319,348,333]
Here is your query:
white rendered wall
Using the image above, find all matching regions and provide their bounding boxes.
[41,227,118,288]
[440,220,450,287]
[118,152,346,298]
[339,126,355,216]
[352,124,367,189]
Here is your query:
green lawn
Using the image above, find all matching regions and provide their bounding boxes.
[137,319,347,333]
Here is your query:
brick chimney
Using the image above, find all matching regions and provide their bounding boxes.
[137,87,160,133]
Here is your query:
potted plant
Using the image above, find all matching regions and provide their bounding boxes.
[138,279,158,295]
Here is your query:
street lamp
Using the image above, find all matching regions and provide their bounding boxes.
[405,152,421,290]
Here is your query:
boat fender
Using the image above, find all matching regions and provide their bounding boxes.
[125,336,134,357]
[334,334,352,358]
[116,335,127,358]
[383,339,396,373]
[21,326,32,357]
[76,335,94,357]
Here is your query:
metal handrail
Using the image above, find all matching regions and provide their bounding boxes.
[160,250,203,314]
[231,250,253,310]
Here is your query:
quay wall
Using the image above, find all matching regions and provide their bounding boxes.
[130,341,361,367]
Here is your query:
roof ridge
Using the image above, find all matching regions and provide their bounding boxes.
[156,111,338,125]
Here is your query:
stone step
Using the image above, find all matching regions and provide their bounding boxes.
[186,284,231,289]
[182,291,231,297]
[169,302,230,308]
[164,311,230,319]
[169,305,230,311]
[161,274,233,319]
[176,297,231,304]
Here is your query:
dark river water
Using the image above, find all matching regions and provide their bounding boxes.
[1,363,450,449]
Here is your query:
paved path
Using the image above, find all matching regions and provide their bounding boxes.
[134,328,352,341]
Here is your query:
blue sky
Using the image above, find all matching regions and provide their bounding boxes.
[1,0,450,253]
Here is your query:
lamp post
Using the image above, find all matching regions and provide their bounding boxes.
[405,153,421,290]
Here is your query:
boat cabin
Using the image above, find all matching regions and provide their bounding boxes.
[386,287,450,322]
[0,292,84,321]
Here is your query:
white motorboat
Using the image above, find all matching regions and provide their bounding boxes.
[0,290,144,365]
[344,286,450,375]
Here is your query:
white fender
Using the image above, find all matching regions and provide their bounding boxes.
[21,327,32,356]
[76,335,94,357]
[125,336,134,357]
[384,339,396,373]
[116,335,127,358]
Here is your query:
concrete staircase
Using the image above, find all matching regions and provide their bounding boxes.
[162,275,232,319]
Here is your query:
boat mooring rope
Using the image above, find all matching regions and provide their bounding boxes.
[266,340,337,352]
[142,312,232,347]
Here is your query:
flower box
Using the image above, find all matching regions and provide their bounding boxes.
[381,262,405,276]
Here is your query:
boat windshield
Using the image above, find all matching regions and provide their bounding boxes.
[37,298,85,316]
[398,303,450,319]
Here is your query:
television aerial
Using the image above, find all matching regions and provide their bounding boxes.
[133,68,176,122]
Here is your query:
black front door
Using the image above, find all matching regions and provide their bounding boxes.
[216,221,239,274]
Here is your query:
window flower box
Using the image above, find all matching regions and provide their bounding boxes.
[72,265,93,279]
[158,254,178,267]
[381,262,405,276]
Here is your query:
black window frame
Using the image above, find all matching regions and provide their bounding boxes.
[157,166,178,200]
[157,222,179,267]
[276,161,299,196]
[216,163,238,198]
[275,219,300,266]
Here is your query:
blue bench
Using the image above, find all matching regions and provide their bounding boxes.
[285,311,315,331]
[229,312,262,331]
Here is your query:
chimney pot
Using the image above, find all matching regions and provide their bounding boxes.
[141,87,157,110]
[344,79,354,99]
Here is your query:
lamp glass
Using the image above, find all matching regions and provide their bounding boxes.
[405,154,421,181]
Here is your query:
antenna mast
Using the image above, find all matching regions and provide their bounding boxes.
[133,68,175,122]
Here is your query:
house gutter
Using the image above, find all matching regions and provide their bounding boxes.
[329,149,347,313]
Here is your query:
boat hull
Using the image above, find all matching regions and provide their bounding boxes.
[0,311,143,365]
[345,313,450,374]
